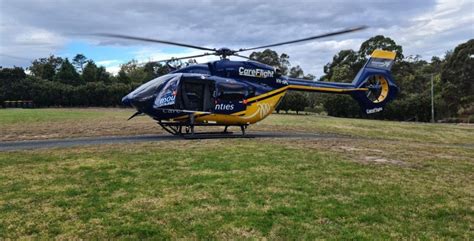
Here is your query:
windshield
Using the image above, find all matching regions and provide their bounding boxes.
[154,75,180,108]
[126,74,179,102]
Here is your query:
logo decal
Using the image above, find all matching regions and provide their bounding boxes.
[239,67,274,78]
[366,107,383,114]
[242,103,272,120]
[215,103,235,111]
[368,59,393,69]
[257,103,272,118]
[157,95,175,107]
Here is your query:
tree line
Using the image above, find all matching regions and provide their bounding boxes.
[251,37,473,122]
[0,36,472,122]
[0,55,170,107]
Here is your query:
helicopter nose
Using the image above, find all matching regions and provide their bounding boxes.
[122,95,133,106]
[122,93,153,110]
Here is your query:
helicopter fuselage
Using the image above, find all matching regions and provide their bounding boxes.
[122,50,398,127]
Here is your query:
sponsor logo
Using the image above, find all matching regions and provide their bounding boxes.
[239,67,274,78]
[162,109,181,114]
[215,103,235,111]
[157,95,175,107]
[366,107,383,114]
[369,59,392,69]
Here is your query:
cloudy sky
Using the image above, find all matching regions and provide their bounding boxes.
[0,0,472,77]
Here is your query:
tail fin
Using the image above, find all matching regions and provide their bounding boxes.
[350,50,399,114]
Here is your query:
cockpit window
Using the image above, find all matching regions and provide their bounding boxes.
[126,74,178,101]
[154,75,180,108]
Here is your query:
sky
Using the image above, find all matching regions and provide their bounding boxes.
[0,0,473,77]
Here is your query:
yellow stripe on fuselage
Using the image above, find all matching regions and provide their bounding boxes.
[246,86,290,102]
[173,85,367,125]
[288,85,368,92]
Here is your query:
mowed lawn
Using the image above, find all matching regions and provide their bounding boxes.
[1,108,473,144]
[0,108,473,239]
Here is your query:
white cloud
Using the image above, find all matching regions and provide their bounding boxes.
[0,17,66,66]
[0,0,472,78]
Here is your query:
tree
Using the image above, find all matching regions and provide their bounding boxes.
[323,94,361,117]
[276,93,291,114]
[289,65,304,78]
[279,53,290,75]
[72,54,87,73]
[155,63,171,76]
[0,67,26,81]
[96,66,110,83]
[276,91,310,114]
[143,62,166,80]
[82,60,98,82]
[358,35,404,61]
[117,69,131,84]
[250,49,280,66]
[119,60,149,84]
[318,49,363,117]
[288,92,309,114]
[0,67,27,103]
[29,55,63,81]
[55,58,82,85]
[303,74,315,80]
[329,64,353,83]
[250,49,291,75]
[440,39,474,116]
[322,49,359,81]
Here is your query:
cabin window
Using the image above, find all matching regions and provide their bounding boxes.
[178,76,215,112]
[216,82,254,101]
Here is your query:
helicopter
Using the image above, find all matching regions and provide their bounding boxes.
[97,26,399,136]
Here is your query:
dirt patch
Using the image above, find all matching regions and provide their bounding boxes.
[264,138,414,167]
[362,156,407,165]
[339,145,384,153]
[0,118,163,141]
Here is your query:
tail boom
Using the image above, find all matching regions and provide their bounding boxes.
[285,49,398,114]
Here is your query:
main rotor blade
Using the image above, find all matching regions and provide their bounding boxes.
[154,53,213,63]
[237,26,367,52]
[94,33,216,52]
[0,54,32,61]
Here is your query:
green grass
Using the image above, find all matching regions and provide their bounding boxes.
[0,140,473,239]
[0,108,473,144]
[0,108,156,141]
[261,114,474,144]
[1,108,473,238]
[0,108,108,124]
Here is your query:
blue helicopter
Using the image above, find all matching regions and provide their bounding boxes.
[97,26,398,136]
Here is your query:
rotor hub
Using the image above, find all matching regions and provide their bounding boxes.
[215,48,236,58]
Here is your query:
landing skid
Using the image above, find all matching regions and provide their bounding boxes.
[157,119,250,139]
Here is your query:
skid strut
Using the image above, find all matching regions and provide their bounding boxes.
[157,120,249,138]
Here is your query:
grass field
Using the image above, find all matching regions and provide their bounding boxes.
[0,108,473,239]
[1,108,473,144]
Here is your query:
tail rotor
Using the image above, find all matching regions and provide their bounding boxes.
[350,50,399,114]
